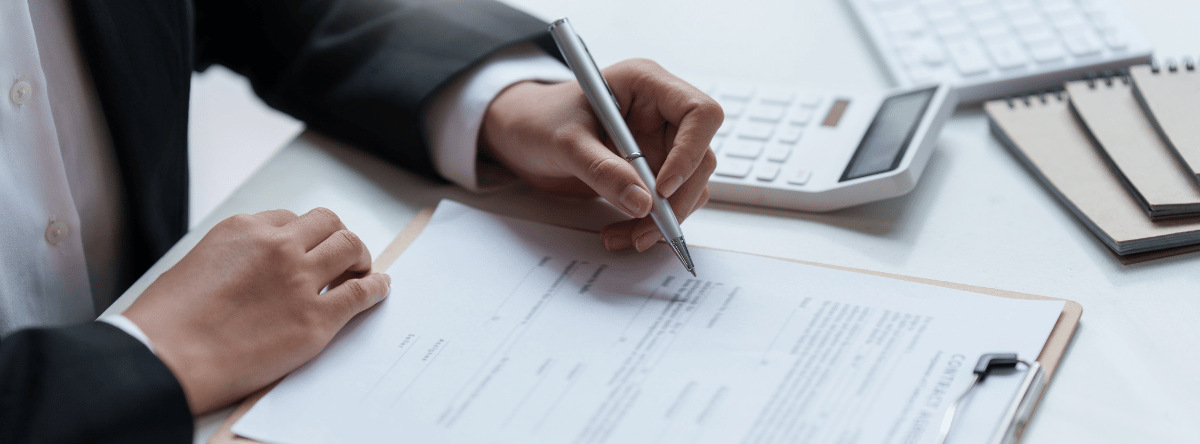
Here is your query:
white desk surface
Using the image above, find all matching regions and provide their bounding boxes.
[103,0,1200,442]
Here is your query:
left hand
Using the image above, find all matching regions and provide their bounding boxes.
[480,58,721,252]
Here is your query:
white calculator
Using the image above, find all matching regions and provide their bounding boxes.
[702,82,957,212]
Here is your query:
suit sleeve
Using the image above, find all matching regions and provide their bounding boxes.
[193,0,558,178]
[0,322,193,443]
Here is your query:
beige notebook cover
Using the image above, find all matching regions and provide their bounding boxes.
[1065,78,1200,218]
[985,93,1200,259]
[209,208,1083,444]
[1130,63,1200,182]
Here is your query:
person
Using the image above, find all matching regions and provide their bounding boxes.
[0,0,720,442]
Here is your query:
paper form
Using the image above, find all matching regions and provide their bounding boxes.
[233,200,1065,444]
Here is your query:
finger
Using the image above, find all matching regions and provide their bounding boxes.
[308,229,373,284]
[254,209,299,227]
[600,219,638,251]
[630,162,714,252]
[321,273,391,325]
[615,63,722,198]
[286,207,348,251]
[564,133,655,219]
[657,99,721,198]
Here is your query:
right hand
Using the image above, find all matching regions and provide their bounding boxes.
[124,208,391,414]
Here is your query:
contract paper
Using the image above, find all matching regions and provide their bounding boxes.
[234,200,1065,444]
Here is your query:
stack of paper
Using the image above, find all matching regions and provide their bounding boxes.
[230,201,1067,444]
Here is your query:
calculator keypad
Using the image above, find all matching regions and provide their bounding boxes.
[707,83,823,187]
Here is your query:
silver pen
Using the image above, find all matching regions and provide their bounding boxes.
[548,17,696,277]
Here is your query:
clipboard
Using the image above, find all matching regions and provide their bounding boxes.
[210,207,1083,444]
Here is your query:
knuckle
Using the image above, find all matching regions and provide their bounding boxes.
[223,213,256,230]
[693,96,724,123]
[341,280,371,304]
[550,125,585,151]
[586,156,624,185]
[311,207,342,226]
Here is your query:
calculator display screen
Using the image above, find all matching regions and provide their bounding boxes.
[840,87,936,182]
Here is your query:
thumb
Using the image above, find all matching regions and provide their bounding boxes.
[566,136,653,218]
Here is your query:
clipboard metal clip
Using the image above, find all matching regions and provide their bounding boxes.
[935,353,1048,444]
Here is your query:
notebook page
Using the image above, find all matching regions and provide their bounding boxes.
[233,200,1064,444]
[1065,78,1200,218]
[1130,64,1200,181]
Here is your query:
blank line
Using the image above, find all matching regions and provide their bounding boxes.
[760,304,803,366]
[361,334,421,402]
[502,361,556,428]
[532,366,585,434]
[389,340,449,408]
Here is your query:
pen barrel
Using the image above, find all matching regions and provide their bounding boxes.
[551,18,687,251]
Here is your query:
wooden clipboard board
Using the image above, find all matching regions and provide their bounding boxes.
[211,207,1083,444]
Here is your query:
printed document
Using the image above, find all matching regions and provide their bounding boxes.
[234,200,1065,444]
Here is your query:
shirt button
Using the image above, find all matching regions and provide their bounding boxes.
[10,81,32,105]
[45,220,70,246]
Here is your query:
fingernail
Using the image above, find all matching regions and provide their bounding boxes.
[383,273,392,297]
[635,230,662,252]
[603,233,632,251]
[658,175,684,198]
[620,184,652,217]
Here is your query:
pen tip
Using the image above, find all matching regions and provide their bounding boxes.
[690,269,696,277]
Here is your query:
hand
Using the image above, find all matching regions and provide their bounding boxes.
[124,208,391,414]
[481,58,721,252]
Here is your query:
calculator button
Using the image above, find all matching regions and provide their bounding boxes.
[737,122,775,140]
[764,142,792,162]
[717,98,747,118]
[1061,28,1101,56]
[985,39,1029,69]
[710,135,726,154]
[1028,41,1066,63]
[757,89,795,104]
[755,163,782,182]
[789,108,815,126]
[786,169,813,185]
[714,157,754,178]
[1100,29,1128,50]
[724,139,765,159]
[945,40,991,76]
[777,126,804,144]
[716,119,735,136]
[747,102,788,122]
[797,94,822,108]
[718,84,755,101]
[1018,26,1056,45]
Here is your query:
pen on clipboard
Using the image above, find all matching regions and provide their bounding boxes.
[548,18,696,277]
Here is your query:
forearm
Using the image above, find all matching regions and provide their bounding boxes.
[195,0,556,176]
[0,322,192,443]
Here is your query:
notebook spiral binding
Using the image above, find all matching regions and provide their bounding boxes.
[1148,56,1198,74]
[1004,90,1066,109]
[1082,70,1131,89]
[1002,67,1139,108]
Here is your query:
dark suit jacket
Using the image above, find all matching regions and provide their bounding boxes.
[1,0,555,441]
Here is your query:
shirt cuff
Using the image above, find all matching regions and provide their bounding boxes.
[423,41,573,192]
[99,314,156,354]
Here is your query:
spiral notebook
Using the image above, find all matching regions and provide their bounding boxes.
[1064,77,1200,219]
[985,93,1200,260]
[1130,60,1200,183]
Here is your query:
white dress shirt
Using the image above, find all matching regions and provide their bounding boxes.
[0,0,571,345]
